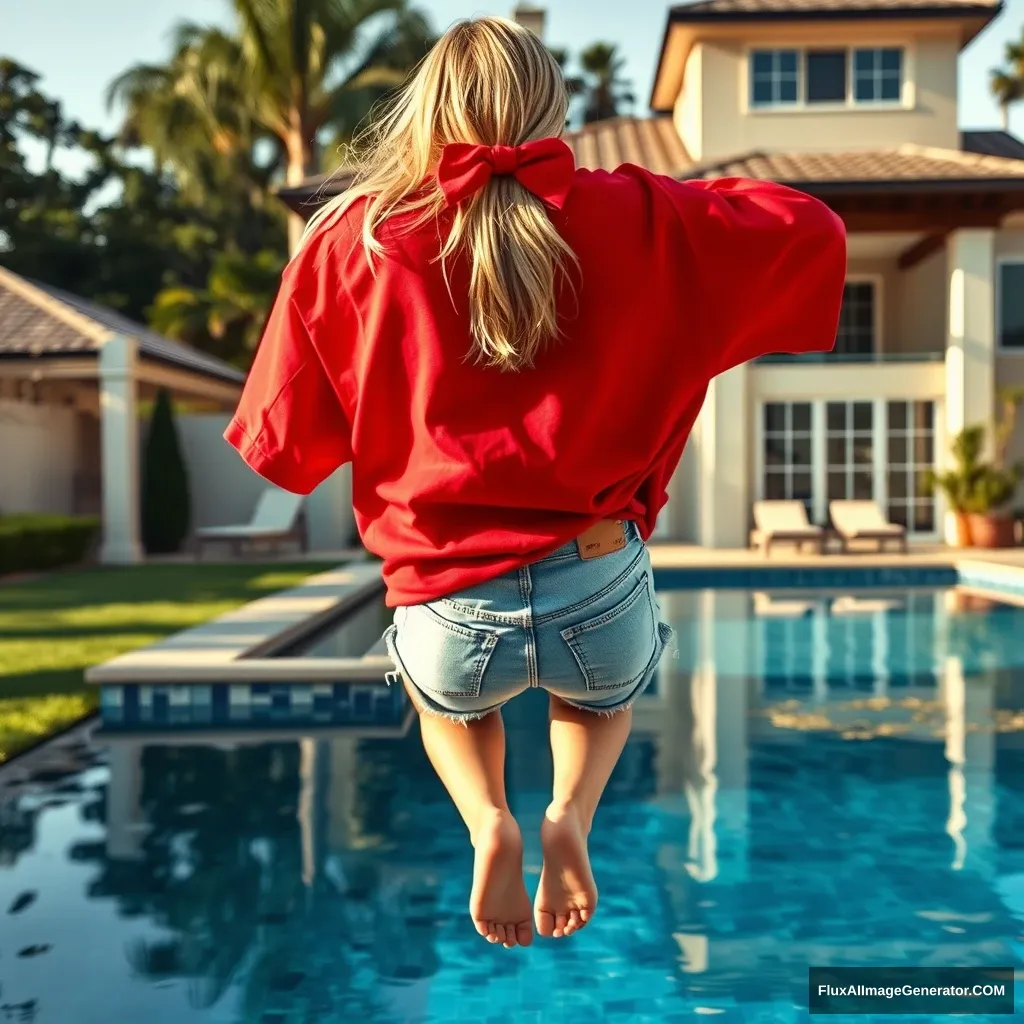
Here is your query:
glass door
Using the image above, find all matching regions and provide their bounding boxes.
[825,401,874,504]
[886,401,936,534]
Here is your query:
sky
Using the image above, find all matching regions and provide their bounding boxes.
[4,0,1024,172]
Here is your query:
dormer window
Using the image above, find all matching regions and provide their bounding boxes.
[749,46,905,109]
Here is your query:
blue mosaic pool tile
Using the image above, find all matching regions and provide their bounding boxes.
[99,679,408,732]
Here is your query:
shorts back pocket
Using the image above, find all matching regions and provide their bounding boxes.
[392,604,499,699]
[560,575,657,692]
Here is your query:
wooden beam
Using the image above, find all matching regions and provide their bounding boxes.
[897,231,950,271]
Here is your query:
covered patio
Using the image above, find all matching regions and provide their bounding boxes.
[0,266,243,564]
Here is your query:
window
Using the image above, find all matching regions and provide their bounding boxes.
[835,281,876,356]
[886,401,935,533]
[853,48,902,103]
[762,402,813,517]
[806,50,847,103]
[999,262,1024,349]
[751,49,799,107]
[749,47,904,108]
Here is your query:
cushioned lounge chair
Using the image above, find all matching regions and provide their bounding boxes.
[829,500,908,553]
[751,500,824,557]
[194,488,306,558]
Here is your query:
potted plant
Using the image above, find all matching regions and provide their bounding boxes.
[966,462,1021,548]
[923,426,984,548]
[968,388,1024,549]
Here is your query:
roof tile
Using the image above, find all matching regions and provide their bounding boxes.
[0,268,244,383]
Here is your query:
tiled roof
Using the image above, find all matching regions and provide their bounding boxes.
[567,116,692,177]
[0,267,244,383]
[277,121,1024,216]
[685,143,1024,184]
[669,0,999,18]
[276,117,693,211]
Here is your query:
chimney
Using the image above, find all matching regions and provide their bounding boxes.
[512,4,546,40]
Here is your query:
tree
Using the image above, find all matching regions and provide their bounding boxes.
[112,0,435,252]
[991,31,1024,131]
[149,249,285,368]
[140,389,191,555]
[578,43,635,124]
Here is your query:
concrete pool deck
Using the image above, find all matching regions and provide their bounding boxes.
[84,542,1024,687]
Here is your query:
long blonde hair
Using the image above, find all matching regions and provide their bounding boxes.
[299,17,576,372]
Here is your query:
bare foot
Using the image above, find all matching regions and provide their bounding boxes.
[534,803,597,938]
[470,809,533,948]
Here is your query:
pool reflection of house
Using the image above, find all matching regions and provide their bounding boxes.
[281,0,1024,549]
[74,581,1013,1005]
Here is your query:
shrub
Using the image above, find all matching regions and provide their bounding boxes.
[141,388,192,554]
[0,515,100,575]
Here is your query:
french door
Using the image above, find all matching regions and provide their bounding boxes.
[757,399,938,535]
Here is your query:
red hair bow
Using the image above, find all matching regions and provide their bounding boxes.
[437,138,576,210]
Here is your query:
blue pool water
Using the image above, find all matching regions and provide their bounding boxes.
[3,585,1024,1023]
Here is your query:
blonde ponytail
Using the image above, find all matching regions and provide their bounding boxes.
[297,17,576,372]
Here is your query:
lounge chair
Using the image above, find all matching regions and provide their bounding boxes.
[750,500,824,557]
[829,500,908,553]
[194,488,306,558]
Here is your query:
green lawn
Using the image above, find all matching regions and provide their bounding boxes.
[0,562,338,763]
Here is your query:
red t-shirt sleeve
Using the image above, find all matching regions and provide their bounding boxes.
[653,174,847,376]
[224,278,352,495]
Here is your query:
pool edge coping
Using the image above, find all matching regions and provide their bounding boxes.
[84,552,1024,687]
[84,560,390,685]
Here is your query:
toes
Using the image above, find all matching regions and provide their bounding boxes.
[486,924,500,943]
[516,922,534,947]
[502,925,518,949]
[494,923,507,945]
[565,909,584,935]
[554,913,569,938]
[474,918,489,938]
[535,910,555,938]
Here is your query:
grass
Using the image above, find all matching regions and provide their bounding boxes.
[0,561,338,763]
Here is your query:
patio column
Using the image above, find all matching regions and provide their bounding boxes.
[695,363,749,547]
[945,229,996,452]
[99,334,143,564]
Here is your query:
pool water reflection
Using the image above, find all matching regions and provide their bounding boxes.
[2,587,1024,1023]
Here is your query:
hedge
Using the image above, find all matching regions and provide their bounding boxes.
[0,514,100,576]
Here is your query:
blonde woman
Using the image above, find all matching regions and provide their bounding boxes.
[227,17,846,949]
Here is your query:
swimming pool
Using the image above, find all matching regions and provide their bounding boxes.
[3,584,1023,1022]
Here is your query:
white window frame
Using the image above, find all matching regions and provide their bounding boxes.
[837,274,884,357]
[744,43,914,113]
[996,258,1024,353]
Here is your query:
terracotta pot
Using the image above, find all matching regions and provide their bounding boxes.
[944,510,973,548]
[967,513,1016,549]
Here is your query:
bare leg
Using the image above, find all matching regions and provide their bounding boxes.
[405,678,532,948]
[535,696,633,938]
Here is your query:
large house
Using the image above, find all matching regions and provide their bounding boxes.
[281,0,1024,548]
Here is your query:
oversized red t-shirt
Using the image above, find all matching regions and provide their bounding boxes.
[225,164,846,606]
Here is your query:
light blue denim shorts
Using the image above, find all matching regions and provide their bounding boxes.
[382,521,675,722]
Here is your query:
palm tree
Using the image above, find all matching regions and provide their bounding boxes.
[991,32,1024,132]
[110,0,434,250]
[578,43,635,124]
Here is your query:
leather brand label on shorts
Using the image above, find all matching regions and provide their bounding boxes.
[577,520,626,560]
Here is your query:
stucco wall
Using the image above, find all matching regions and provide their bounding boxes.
[176,413,356,551]
[679,29,960,162]
[0,398,77,515]
[897,247,948,356]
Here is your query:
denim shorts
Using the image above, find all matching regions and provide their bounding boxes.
[382,521,675,722]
